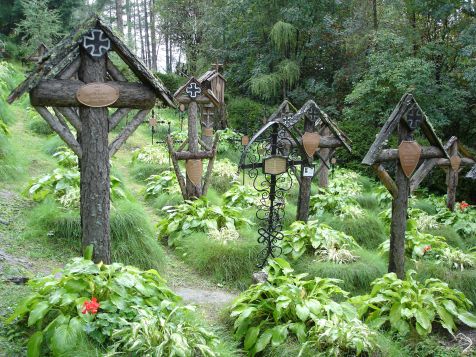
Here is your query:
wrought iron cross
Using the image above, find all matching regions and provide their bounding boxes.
[186,82,201,98]
[83,29,111,58]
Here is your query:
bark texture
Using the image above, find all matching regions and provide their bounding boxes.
[185,101,202,199]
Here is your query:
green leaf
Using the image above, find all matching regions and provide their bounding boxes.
[28,301,50,327]
[458,311,476,328]
[27,331,43,357]
[271,325,288,346]
[415,309,431,331]
[83,244,94,261]
[254,330,272,353]
[50,317,83,355]
[296,304,310,321]
[244,326,260,350]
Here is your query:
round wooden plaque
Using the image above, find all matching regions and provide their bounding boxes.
[331,157,337,165]
[76,83,119,108]
[149,118,158,127]
[450,155,461,171]
[302,132,320,157]
[398,140,421,178]
[179,103,186,112]
[186,160,202,187]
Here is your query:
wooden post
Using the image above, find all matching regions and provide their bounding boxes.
[389,123,409,279]
[447,139,459,211]
[78,47,111,264]
[319,127,331,187]
[296,118,314,221]
[186,101,202,199]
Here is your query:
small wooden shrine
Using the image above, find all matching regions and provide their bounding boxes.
[198,64,227,130]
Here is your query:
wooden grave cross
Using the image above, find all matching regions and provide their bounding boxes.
[281,100,352,221]
[362,93,449,278]
[167,77,220,200]
[409,136,476,210]
[7,17,174,264]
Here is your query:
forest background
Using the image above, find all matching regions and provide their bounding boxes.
[1,0,475,201]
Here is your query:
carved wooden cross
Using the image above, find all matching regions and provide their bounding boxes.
[168,77,220,200]
[362,93,449,278]
[8,18,173,264]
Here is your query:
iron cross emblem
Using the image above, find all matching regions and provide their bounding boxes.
[186,82,202,99]
[406,106,423,131]
[83,29,111,58]
[308,106,320,123]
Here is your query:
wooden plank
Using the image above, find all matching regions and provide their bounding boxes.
[376,146,444,162]
[109,109,150,157]
[106,58,127,81]
[373,164,398,198]
[55,107,82,133]
[57,56,81,79]
[362,93,413,165]
[202,134,220,195]
[34,106,82,158]
[166,135,186,198]
[109,108,132,131]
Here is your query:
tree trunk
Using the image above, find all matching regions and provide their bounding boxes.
[296,118,314,222]
[78,47,111,264]
[372,0,378,30]
[126,0,133,46]
[136,1,146,63]
[165,33,171,72]
[446,140,458,211]
[388,123,409,279]
[149,0,157,71]
[115,0,124,36]
[143,0,151,68]
[186,101,202,199]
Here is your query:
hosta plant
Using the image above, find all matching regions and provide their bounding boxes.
[131,145,169,165]
[223,182,261,208]
[230,258,376,356]
[349,270,476,336]
[157,197,253,246]
[7,258,224,356]
[216,128,241,154]
[144,170,180,198]
[209,227,240,244]
[280,221,360,261]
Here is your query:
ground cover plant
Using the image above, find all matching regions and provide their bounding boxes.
[6,257,231,356]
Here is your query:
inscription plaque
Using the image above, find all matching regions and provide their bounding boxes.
[398,140,422,178]
[203,127,214,137]
[263,156,287,175]
[302,132,320,157]
[450,155,461,171]
[76,83,119,107]
[186,159,203,187]
[241,135,249,146]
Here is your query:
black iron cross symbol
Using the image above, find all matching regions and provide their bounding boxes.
[407,106,423,131]
[83,29,111,58]
[186,82,201,99]
[308,106,320,123]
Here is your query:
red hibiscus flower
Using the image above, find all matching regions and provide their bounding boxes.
[423,245,431,254]
[460,201,470,211]
[82,297,100,314]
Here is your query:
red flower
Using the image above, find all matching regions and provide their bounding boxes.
[82,297,100,314]
[460,201,470,211]
[423,245,432,253]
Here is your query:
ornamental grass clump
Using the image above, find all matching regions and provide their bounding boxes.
[349,270,476,337]
[230,258,377,356]
[6,258,226,356]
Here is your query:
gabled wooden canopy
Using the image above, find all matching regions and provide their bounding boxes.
[267,100,297,122]
[173,77,220,106]
[288,100,352,152]
[8,16,174,107]
[198,69,226,84]
[362,93,448,166]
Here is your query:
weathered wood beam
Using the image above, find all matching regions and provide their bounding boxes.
[109,109,150,157]
[436,158,475,167]
[57,57,81,79]
[174,151,215,160]
[52,107,70,129]
[106,58,127,81]
[198,138,212,151]
[166,135,186,197]
[447,140,459,211]
[376,146,444,163]
[372,164,398,199]
[202,134,220,195]
[34,106,82,157]
[55,107,81,133]
[109,108,132,131]
[30,80,156,109]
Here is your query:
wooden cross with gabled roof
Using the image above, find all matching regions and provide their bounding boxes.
[362,93,449,278]
[8,16,174,264]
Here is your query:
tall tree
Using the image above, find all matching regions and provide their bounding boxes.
[115,0,124,36]
[149,0,157,71]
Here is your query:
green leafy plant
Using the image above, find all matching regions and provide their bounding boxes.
[223,182,261,208]
[350,270,476,336]
[7,258,224,356]
[131,145,169,165]
[144,170,179,198]
[281,221,360,262]
[216,128,241,154]
[230,258,376,355]
[158,197,253,246]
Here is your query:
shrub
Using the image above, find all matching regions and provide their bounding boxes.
[154,72,187,93]
[131,145,169,165]
[230,258,377,355]
[211,158,239,192]
[227,97,270,134]
[6,258,228,356]
[144,170,180,198]
[158,197,253,246]
[223,182,261,208]
[216,128,242,155]
[350,270,476,336]
[280,221,360,262]
[28,119,54,136]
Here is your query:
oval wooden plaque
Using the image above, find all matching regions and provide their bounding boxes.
[302,132,320,157]
[76,83,119,108]
[179,103,186,112]
[149,117,158,127]
[450,155,461,171]
[331,157,337,165]
[186,160,202,187]
[241,135,249,146]
[398,140,421,178]
[203,127,214,137]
